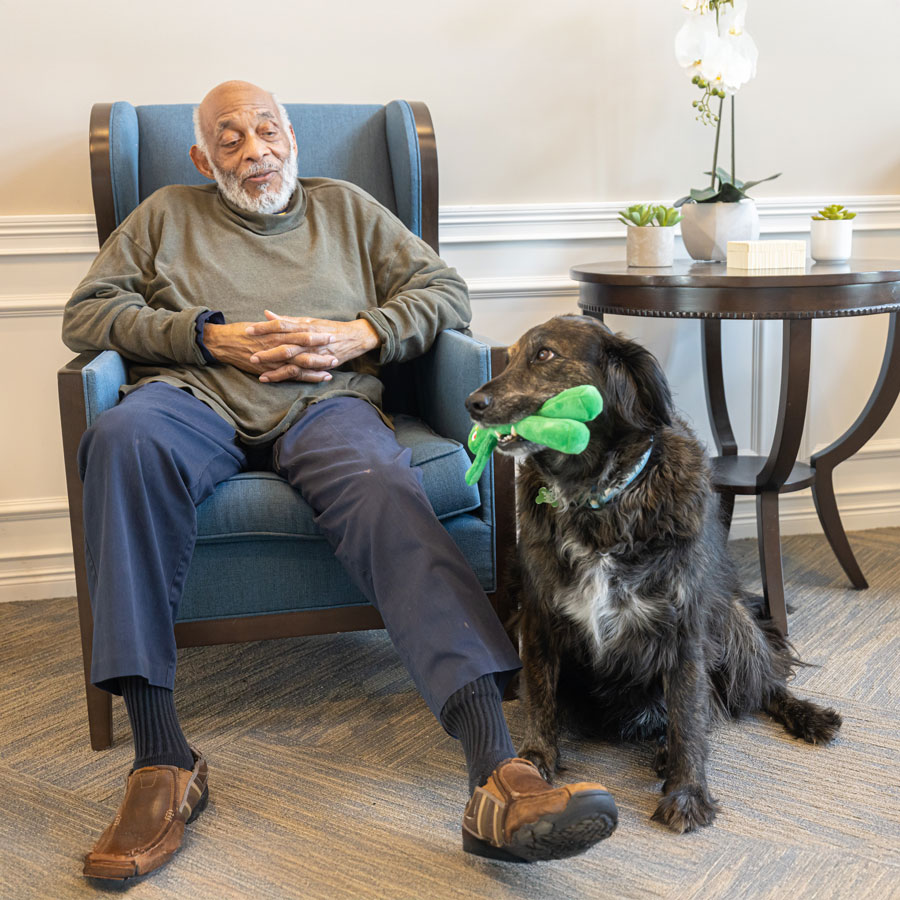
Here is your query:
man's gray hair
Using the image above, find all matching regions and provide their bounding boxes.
[192,94,293,158]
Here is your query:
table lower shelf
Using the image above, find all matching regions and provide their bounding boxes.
[709,455,815,495]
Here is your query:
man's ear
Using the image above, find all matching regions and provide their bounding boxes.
[189,145,214,180]
[289,124,297,154]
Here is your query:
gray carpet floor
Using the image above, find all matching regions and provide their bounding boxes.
[1,529,898,899]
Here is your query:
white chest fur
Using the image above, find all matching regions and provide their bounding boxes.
[552,536,657,661]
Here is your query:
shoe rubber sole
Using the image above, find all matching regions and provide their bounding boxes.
[463,789,618,863]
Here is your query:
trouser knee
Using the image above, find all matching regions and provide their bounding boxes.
[78,400,168,481]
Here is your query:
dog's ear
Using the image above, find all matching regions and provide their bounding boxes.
[602,338,673,430]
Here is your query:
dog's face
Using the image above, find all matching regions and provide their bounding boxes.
[466,315,672,459]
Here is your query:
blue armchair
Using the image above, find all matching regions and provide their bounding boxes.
[59,100,515,750]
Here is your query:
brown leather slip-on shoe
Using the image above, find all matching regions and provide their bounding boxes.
[462,757,617,863]
[83,747,209,881]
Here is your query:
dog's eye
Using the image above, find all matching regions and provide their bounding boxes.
[535,348,555,362]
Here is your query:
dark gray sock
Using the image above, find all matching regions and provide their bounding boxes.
[440,674,516,794]
[120,676,194,772]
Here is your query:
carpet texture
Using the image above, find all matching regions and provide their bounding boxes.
[0,529,898,899]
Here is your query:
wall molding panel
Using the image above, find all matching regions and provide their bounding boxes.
[439,195,900,245]
[2,196,899,601]
[0,294,69,318]
[3,195,900,256]
[0,215,99,256]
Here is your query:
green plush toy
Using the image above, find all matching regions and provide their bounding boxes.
[464,385,603,485]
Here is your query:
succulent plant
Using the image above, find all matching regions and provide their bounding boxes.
[619,204,683,227]
[812,204,856,221]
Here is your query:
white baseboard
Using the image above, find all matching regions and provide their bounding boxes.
[729,485,900,540]
[0,551,76,603]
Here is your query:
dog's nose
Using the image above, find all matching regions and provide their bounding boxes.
[466,391,492,415]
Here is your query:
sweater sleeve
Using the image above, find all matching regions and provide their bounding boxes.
[358,232,471,365]
[62,229,212,366]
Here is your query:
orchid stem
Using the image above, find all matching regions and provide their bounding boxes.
[731,95,736,184]
[710,95,725,189]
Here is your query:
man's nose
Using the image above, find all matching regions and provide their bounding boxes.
[465,391,492,415]
[243,133,271,162]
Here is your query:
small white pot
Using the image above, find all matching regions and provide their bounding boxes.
[680,198,759,261]
[810,218,853,263]
[626,226,675,267]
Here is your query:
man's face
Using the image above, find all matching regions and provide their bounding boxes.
[191,83,298,214]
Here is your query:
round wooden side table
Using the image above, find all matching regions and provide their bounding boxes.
[571,258,900,634]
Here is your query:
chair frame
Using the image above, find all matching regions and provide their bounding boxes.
[60,101,515,750]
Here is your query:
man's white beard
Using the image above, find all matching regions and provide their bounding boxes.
[212,149,299,214]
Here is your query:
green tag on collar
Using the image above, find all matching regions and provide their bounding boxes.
[535,486,559,507]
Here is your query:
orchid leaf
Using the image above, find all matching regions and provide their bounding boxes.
[690,186,720,203]
[716,182,746,203]
[739,172,782,191]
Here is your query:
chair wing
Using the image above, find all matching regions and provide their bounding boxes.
[90,100,437,250]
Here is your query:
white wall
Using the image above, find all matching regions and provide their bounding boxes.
[2,0,900,600]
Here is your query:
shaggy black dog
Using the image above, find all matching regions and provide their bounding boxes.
[466,315,841,833]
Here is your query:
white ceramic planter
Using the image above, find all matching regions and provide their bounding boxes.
[810,218,853,263]
[626,226,675,267]
[680,198,759,261]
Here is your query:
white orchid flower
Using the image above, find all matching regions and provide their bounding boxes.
[718,0,748,35]
[700,34,757,93]
[675,14,718,77]
[681,0,711,11]
[675,0,758,93]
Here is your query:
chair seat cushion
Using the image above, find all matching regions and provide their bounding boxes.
[195,414,480,541]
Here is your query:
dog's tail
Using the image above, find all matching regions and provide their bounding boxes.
[763,687,842,744]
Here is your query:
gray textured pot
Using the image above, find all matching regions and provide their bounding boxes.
[680,198,759,261]
[626,227,675,267]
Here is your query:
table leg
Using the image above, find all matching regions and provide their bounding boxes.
[810,311,900,589]
[756,319,813,635]
[811,468,867,589]
[702,319,738,532]
[757,491,788,635]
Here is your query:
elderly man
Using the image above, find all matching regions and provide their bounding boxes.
[63,81,617,879]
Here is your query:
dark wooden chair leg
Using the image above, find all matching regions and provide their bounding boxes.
[757,491,788,635]
[811,466,868,589]
[75,570,114,749]
[86,683,114,750]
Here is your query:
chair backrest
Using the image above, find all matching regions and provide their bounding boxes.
[89,100,439,251]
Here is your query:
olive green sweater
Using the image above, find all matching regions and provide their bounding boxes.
[63,178,470,444]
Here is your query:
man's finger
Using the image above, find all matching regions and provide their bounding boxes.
[260,365,333,383]
[247,318,305,335]
[251,345,338,365]
[257,332,335,350]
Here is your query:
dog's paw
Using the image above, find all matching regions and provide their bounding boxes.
[652,784,719,833]
[801,706,843,745]
[517,745,557,782]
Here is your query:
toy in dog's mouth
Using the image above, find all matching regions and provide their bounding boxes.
[464,385,603,485]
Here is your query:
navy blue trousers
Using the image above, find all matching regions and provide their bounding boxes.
[78,383,520,719]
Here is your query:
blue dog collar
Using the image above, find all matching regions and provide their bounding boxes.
[535,438,654,509]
